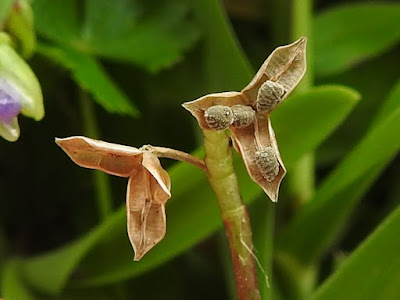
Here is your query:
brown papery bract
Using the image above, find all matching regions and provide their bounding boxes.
[182,37,307,202]
[56,136,171,260]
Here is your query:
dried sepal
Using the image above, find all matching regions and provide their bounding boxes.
[231,105,255,128]
[230,116,286,202]
[182,92,244,130]
[242,37,307,109]
[55,136,142,177]
[127,153,171,261]
[204,105,234,130]
[56,136,172,260]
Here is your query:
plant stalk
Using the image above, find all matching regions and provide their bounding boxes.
[203,129,260,300]
[79,90,113,220]
[140,145,206,171]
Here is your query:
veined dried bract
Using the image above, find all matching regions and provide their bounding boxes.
[231,105,255,128]
[255,146,280,182]
[56,136,171,261]
[256,81,285,112]
[204,105,234,130]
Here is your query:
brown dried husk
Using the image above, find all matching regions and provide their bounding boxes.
[182,38,307,202]
[56,136,171,260]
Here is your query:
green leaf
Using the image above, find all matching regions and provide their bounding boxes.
[314,3,400,77]
[19,84,359,293]
[1,260,35,300]
[32,0,200,72]
[310,205,400,300]
[276,80,400,265]
[0,0,14,25]
[19,207,125,294]
[32,0,80,43]
[37,44,139,116]
[272,85,361,167]
[190,0,253,91]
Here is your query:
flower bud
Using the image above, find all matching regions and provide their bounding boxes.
[204,105,234,130]
[4,0,36,58]
[256,80,285,112]
[0,34,44,142]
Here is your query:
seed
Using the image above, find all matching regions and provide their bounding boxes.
[256,80,285,112]
[204,105,234,130]
[255,146,279,182]
[231,105,255,128]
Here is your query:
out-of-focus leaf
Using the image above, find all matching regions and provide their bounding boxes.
[19,84,359,293]
[1,260,35,300]
[191,0,253,91]
[32,0,80,43]
[314,3,400,76]
[310,205,400,300]
[32,0,200,72]
[0,0,15,25]
[37,44,138,116]
[272,85,360,167]
[372,78,400,126]
[19,207,125,294]
[276,80,400,265]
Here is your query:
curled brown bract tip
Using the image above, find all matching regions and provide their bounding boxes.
[182,38,307,202]
[56,136,171,260]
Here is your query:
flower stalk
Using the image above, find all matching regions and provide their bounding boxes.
[203,129,260,300]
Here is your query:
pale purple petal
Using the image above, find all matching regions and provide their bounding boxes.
[0,89,21,124]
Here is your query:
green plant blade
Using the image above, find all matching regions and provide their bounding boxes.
[276,81,400,265]
[32,0,200,72]
[1,260,35,300]
[37,44,139,116]
[272,85,360,167]
[191,0,253,91]
[310,205,400,300]
[19,84,359,294]
[314,3,400,77]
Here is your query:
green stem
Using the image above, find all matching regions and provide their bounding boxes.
[203,129,260,300]
[79,90,112,220]
[289,0,315,206]
[251,199,275,299]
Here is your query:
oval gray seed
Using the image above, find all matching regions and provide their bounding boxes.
[256,80,285,112]
[255,146,279,182]
[231,105,255,128]
[204,105,234,130]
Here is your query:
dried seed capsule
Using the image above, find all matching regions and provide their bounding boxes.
[256,80,285,112]
[231,105,255,128]
[255,146,279,182]
[204,105,234,130]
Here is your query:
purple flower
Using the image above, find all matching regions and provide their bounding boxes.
[0,89,22,124]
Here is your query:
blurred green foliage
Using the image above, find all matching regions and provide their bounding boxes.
[1,0,400,299]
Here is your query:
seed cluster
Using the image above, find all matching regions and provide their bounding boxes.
[204,105,234,130]
[256,80,285,112]
[255,146,279,182]
[204,105,255,130]
[231,105,256,128]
